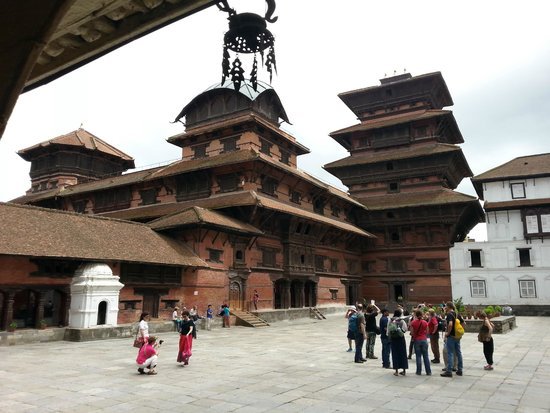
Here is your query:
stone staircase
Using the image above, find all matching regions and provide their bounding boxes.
[310,307,326,320]
[232,309,270,328]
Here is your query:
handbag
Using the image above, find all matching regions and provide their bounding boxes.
[133,328,143,348]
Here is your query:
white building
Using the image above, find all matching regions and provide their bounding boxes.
[450,153,550,315]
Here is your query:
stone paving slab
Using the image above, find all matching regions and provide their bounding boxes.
[1,316,549,412]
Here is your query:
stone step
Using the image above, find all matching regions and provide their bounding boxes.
[232,310,270,328]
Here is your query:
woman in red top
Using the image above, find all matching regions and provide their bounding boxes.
[410,310,432,375]
[136,336,159,375]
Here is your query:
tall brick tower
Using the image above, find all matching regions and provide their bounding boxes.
[325,72,484,305]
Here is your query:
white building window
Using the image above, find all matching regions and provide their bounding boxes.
[511,182,525,199]
[470,280,486,298]
[469,249,483,267]
[519,280,536,298]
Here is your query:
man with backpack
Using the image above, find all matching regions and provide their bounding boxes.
[440,301,464,377]
[427,308,441,364]
[354,304,367,363]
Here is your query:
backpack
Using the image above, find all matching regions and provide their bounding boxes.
[348,313,358,334]
[388,318,404,339]
[436,316,445,332]
[454,315,465,339]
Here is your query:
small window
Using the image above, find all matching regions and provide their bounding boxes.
[518,248,531,267]
[330,259,338,272]
[315,255,326,272]
[346,259,359,275]
[415,126,428,137]
[329,288,338,300]
[388,182,400,193]
[388,259,405,273]
[261,176,278,196]
[260,139,272,155]
[208,249,223,263]
[280,149,290,165]
[290,191,301,204]
[139,189,157,205]
[261,249,276,267]
[313,198,326,215]
[193,144,208,159]
[235,249,245,263]
[217,174,239,193]
[511,182,525,199]
[390,231,400,244]
[470,280,486,298]
[519,280,536,298]
[331,205,340,217]
[386,162,394,171]
[469,250,482,267]
[221,137,238,152]
[423,260,439,272]
[361,261,370,273]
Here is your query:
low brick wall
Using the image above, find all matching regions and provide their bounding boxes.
[463,316,516,334]
[252,306,346,323]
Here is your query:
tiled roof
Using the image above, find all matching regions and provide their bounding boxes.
[99,192,260,221]
[358,188,479,210]
[10,167,162,204]
[0,202,206,267]
[18,128,134,162]
[324,143,462,169]
[484,197,550,211]
[148,206,263,235]
[103,191,374,238]
[471,153,550,199]
[330,110,454,136]
[13,147,363,211]
[473,153,550,182]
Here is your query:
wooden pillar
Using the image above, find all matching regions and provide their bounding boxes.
[34,291,47,328]
[2,290,16,329]
[283,282,291,309]
[61,287,70,327]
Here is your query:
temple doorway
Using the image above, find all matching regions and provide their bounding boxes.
[229,281,243,310]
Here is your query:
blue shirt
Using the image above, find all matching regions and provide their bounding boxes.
[380,315,389,339]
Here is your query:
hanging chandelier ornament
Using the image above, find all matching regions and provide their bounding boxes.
[217,0,278,91]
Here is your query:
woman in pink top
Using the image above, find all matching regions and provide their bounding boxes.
[410,310,432,375]
[136,336,160,375]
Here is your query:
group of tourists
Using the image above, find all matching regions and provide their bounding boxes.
[346,300,495,377]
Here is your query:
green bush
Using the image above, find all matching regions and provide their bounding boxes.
[494,305,502,312]
[484,305,494,315]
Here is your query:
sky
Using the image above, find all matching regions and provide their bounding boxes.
[2,0,550,241]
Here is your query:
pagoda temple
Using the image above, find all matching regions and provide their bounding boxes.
[325,72,484,304]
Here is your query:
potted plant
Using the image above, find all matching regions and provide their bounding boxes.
[8,321,17,332]
[39,320,47,329]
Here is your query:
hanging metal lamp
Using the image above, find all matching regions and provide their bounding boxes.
[217,0,278,91]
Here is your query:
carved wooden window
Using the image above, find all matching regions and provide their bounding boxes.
[120,263,181,284]
[330,258,339,272]
[221,137,238,153]
[387,258,406,273]
[313,197,326,215]
[290,191,301,204]
[261,176,278,196]
[346,259,359,275]
[93,187,131,212]
[280,148,290,165]
[361,261,370,273]
[260,248,277,267]
[260,139,272,155]
[315,255,326,272]
[208,249,223,263]
[73,200,87,213]
[423,260,439,272]
[192,144,208,159]
[176,172,210,201]
[31,259,82,277]
[139,189,157,205]
[217,174,239,193]
[331,205,340,217]
[388,182,400,193]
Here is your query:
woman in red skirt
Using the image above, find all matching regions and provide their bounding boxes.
[177,310,195,366]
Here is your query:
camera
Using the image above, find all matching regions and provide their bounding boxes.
[159,340,164,345]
